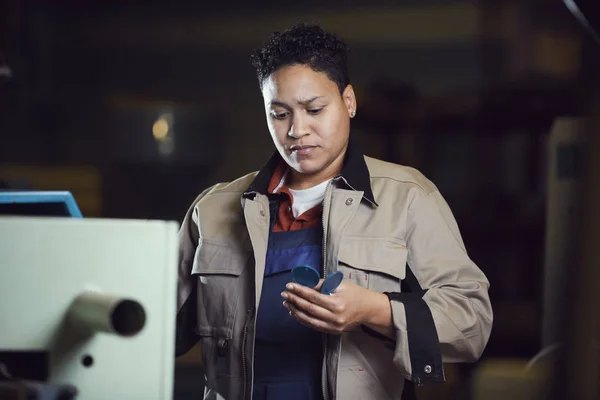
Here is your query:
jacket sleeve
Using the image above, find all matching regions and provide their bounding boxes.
[389,187,493,384]
[175,188,211,357]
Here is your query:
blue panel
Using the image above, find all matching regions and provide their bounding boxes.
[0,191,83,218]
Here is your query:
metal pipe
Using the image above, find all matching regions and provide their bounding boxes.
[67,290,146,337]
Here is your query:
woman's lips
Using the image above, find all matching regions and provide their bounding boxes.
[290,145,316,157]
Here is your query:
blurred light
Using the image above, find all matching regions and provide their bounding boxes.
[158,136,174,157]
[0,52,12,79]
[0,66,12,78]
[564,0,600,46]
[152,118,169,141]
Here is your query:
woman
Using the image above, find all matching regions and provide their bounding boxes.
[176,23,493,400]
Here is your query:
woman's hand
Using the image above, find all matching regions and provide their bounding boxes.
[281,280,393,336]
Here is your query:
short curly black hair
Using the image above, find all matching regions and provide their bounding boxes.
[250,22,350,94]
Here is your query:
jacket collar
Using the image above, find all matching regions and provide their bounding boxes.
[244,137,377,205]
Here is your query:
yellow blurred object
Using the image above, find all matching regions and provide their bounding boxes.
[472,358,550,400]
[176,343,203,366]
[152,118,169,141]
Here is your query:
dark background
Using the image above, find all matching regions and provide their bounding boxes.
[1,0,599,398]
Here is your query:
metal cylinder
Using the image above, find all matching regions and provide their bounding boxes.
[68,290,146,337]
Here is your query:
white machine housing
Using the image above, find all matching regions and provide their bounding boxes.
[0,216,179,400]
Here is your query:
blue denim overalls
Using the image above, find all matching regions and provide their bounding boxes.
[252,200,324,400]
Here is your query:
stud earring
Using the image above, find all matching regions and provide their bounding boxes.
[350,110,356,118]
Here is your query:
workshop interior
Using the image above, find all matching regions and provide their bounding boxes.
[1,0,599,399]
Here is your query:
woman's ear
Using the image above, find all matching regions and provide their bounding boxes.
[343,84,357,118]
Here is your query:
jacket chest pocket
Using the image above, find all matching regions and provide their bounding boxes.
[192,239,251,340]
[337,237,407,293]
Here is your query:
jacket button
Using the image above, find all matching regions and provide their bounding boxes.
[345,198,354,206]
[259,210,266,217]
[424,365,432,374]
[217,338,229,357]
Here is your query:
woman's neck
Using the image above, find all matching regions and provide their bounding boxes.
[288,154,345,190]
[288,170,336,190]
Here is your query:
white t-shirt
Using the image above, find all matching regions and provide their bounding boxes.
[288,179,330,218]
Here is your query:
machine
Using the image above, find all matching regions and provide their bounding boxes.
[0,192,179,399]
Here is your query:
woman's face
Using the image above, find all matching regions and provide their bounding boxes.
[261,64,356,188]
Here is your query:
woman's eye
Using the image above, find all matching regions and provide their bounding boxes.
[272,111,288,120]
[307,108,323,115]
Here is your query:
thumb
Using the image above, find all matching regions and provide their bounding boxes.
[313,279,325,291]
